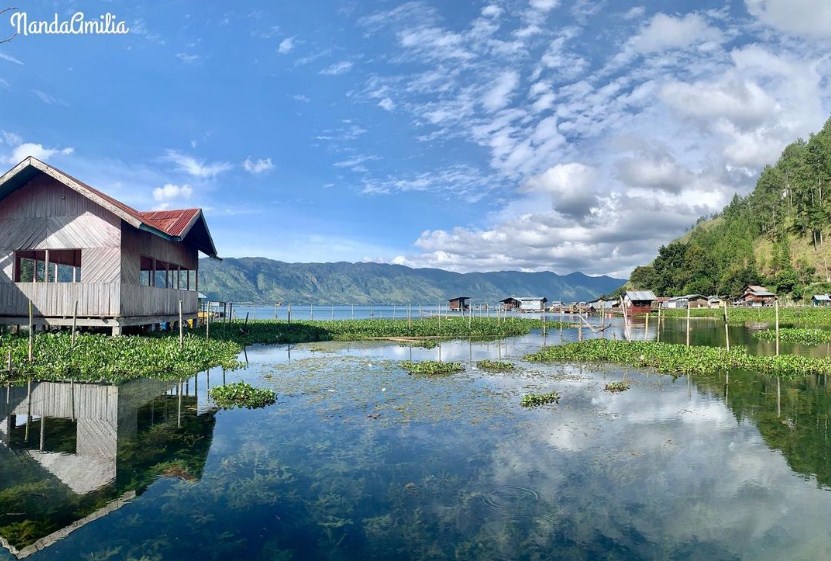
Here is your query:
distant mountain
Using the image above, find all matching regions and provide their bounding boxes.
[197,258,625,305]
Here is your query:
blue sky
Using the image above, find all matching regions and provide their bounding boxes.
[1,1,830,277]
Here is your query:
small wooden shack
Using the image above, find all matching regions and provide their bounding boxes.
[738,285,776,307]
[501,296,548,312]
[812,294,831,307]
[0,157,219,334]
[448,296,470,311]
[622,290,656,316]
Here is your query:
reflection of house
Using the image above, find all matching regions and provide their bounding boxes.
[500,297,548,312]
[622,290,656,316]
[812,294,831,307]
[0,377,216,558]
[738,285,776,307]
[448,296,470,311]
[0,157,219,335]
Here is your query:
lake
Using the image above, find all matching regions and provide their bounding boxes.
[2,322,831,560]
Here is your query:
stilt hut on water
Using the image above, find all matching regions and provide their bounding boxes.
[621,290,656,316]
[448,296,470,311]
[0,157,219,334]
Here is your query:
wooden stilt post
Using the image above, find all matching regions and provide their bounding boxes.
[72,300,78,347]
[28,300,33,362]
[288,303,292,324]
[229,302,234,323]
[178,300,184,350]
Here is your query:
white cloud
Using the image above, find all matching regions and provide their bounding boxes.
[31,89,68,106]
[3,141,74,165]
[629,13,722,54]
[482,70,520,112]
[0,53,23,65]
[746,0,831,39]
[524,162,599,219]
[530,0,559,12]
[278,37,295,54]
[320,61,353,75]
[378,97,395,111]
[152,183,193,202]
[242,157,274,174]
[176,52,201,64]
[164,150,232,178]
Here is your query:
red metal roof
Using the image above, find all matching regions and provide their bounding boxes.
[139,209,201,237]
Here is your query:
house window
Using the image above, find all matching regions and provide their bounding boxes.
[15,250,81,283]
[155,260,169,288]
[140,256,154,286]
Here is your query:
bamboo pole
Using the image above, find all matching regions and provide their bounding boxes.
[686,303,691,347]
[178,300,184,350]
[229,302,234,323]
[644,312,649,341]
[206,306,210,341]
[288,303,292,324]
[656,306,662,343]
[775,299,780,356]
[724,303,730,351]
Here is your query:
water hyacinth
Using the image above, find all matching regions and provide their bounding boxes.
[604,381,630,393]
[476,359,516,371]
[209,382,276,409]
[752,328,831,345]
[400,360,465,376]
[526,339,831,378]
[521,391,560,407]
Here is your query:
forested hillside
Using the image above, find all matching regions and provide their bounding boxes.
[629,116,831,301]
[198,258,625,304]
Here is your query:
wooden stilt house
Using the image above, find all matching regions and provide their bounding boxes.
[0,157,219,334]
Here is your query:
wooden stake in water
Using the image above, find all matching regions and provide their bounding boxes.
[723,303,730,351]
[775,299,780,356]
[288,303,292,324]
[656,306,661,343]
[206,308,210,340]
[72,300,78,347]
[178,300,184,350]
[686,304,691,347]
[644,312,649,341]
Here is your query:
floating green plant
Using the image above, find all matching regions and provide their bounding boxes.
[520,391,560,407]
[209,382,276,409]
[660,306,831,328]
[752,328,831,344]
[400,360,465,376]
[604,381,630,393]
[476,359,515,371]
[526,339,831,378]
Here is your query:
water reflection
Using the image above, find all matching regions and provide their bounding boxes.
[4,333,831,560]
[0,379,216,558]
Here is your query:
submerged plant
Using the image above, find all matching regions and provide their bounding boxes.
[520,391,560,407]
[400,360,465,376]
[209,382,276,409]
[604,381,630,393]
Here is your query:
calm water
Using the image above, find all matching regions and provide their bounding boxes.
[2,326,831,560]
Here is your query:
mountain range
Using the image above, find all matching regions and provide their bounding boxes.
[197,258,625,305]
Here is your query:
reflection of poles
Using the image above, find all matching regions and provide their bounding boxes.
[177,380,182,429]
[777,377,781,417]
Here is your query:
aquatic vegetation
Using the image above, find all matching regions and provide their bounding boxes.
[400,360,465,376]
[752,328,831,344]
[521,391,560,407]
[209,382,277,409]
[476,359,516,371]
[604,381,630,393]
[526,339,831,377]
[660,306,831,328]
[0,331,241,383]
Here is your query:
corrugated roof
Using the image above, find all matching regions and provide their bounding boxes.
[0,157,218,257]
[746,285,775,297]
[625,290,656,301]
[813,294,831,301]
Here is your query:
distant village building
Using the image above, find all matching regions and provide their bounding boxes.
[663,294,709,309]
[448,296,470,311]
[0,157,218,334]
[500,296,548,312]
[812,294,831,307]
[707,296,724,309]
[738,285,777,307]
[622,290,656,316]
